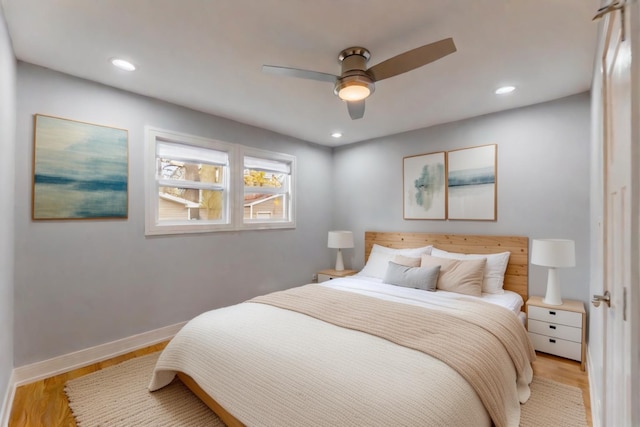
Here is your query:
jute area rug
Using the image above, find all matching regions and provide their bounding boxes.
[65,352,587,427]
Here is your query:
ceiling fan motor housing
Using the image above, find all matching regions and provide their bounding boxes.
[334,47,375,99]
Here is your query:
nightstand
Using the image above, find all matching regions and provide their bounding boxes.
[317,269,357,283]
[526,296,586,371]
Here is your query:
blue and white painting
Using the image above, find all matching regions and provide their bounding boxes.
[33,115,128,219]
[403,152,446,219]
[447,144,496,220]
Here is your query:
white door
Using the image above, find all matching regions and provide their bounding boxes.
[598,2,638,426]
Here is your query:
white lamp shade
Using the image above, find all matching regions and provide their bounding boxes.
[531,238,575,306]
[531,239,575,268]
[328,231,354,249]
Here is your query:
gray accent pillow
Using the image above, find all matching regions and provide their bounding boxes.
[382,261,441,291]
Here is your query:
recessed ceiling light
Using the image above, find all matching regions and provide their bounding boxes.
[495,86,516,95]
[331,132,343,138]
[110,58,136,71]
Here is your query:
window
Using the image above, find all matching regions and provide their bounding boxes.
[242,150,295,228]
[146,128,295,235]
[146,128,234,235]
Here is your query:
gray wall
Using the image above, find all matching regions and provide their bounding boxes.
[11,61,591,369]
[14,63,333,366]
[333,93,591,305]
[0,3,16,411]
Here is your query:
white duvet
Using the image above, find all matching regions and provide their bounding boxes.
[149,277,530,426]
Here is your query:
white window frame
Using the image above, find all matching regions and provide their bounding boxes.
[238,146,296,230]
[145,127,296,235]
[145,127,236,235]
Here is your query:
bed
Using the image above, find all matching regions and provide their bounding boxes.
[149,232,535,427]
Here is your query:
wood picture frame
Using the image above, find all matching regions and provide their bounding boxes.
[32,114,129,220]
[403,151,447,220]
[447,144,497,221]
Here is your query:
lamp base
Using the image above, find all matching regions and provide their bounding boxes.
[335,249,345,271]
[542,267,563,306]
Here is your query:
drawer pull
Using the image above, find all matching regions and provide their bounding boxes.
[549,311,556,315]
[549,325,557,330]
[549,338,556,344]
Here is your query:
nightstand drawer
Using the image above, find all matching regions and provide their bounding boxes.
[317,270,357,283]
[528,305,582,327]
[317,274,333,283]
[528,319,582,343]
[529,332,582,361]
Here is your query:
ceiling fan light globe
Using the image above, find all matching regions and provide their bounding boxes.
[334,74,375,101]
[338,84,370,101]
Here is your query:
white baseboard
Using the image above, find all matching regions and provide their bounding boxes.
[12,321,186,387]
[587,347,602,427]
[0,371,16,427]
[1,321,186,426]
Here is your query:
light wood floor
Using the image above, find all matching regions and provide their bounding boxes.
[9,346,591,427]
[532,352,592,426]
[8,342,168,427]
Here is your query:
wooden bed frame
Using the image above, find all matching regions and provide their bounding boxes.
[178,231,530,426]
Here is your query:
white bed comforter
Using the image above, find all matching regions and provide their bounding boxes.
[149,278,533,427]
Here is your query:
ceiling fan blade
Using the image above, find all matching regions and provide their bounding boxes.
[261,65,338,84]
[347,100,365,120]
[366,38,457,82]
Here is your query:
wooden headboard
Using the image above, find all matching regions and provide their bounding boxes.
[364,231,529,303]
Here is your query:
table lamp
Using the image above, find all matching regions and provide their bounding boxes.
[531,239,576,306]
[328,231,354,271]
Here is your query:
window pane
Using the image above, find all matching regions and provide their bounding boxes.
[158,159,225,185]
[158,187,225,221]
[244,169,287,188]
[243,193,287,220]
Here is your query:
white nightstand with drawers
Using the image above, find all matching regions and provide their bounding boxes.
[526,296,586,371]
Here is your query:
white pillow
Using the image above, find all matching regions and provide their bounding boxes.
[430,247,510,294]
[358,244,432,279]
[371,243,433,257]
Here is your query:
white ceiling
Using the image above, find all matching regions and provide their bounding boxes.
[1,0,598,147]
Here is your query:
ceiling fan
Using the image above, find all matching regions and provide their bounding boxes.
[262,38,456,120]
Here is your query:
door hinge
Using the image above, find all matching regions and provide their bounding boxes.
[623,287,628,321]
[593,1,627,41]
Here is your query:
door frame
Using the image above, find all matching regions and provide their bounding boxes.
[590,1,640,426]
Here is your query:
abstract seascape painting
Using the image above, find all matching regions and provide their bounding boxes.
[403,151,446,220]
[33,115,128,220]
[447,144,496,220]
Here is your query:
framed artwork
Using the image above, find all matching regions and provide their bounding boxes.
[447,144,497,221]
[403,151,447,220]
[32,114,129,220]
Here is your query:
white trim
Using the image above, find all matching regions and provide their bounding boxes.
[587,347,602,427]
[11,321,186,387]
[0,371,16,427]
